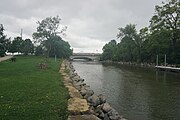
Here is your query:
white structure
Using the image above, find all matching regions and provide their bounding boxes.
[70,53,101,61]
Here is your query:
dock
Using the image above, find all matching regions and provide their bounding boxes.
[155,66,180,73]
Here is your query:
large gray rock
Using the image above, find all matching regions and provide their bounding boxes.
[81,85,90,90]
[94,104,103,113]
[98,110,105,119]
[108,108,121,120]
[87,95,100,107]
[73,75,82,82]
[89,106,95,114]
[70,73,78,78]
[98,94,106,104]
[104,113,110,120]
[83,90,94,99]
[73,81,86,86]
[74,81,86,90]
[80,89,88,96]
[102,103,112,113]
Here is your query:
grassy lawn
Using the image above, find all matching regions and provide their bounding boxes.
[0,56,69,120]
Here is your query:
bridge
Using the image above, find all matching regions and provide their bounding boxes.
[70,53,101,61]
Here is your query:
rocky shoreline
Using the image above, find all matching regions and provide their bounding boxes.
[60,60,126,120]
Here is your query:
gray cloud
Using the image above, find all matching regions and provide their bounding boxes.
[0,0,162,53]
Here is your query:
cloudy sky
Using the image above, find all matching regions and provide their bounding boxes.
[0,0,163,53]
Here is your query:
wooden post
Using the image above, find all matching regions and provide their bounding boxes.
[55,55,56,62]
[164,54,166,66]
[156,55,158,66]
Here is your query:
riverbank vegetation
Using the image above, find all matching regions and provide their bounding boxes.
[101,0,180,65]
[0,56,69,120]
[0,16,72,58]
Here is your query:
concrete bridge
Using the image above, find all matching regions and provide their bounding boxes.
[70,53,101,61]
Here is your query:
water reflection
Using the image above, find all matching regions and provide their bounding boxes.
[72,61,180,120]
[156,70,167,82]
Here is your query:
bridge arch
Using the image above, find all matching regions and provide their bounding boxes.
[70,56,93,61]
[70,53,101,61]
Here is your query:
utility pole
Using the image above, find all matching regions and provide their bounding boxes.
[20,29,23,39]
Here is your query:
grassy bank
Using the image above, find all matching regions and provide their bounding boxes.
[0,56,68,120]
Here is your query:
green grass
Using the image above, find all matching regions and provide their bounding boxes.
[0,56,69,120]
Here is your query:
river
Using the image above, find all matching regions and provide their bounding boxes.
[72,60,180,120]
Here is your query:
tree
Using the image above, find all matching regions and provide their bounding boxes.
[21,39,34,55]
[49,35,72,58]
[138,27,149,62]
[101,40,117,61]
[117,24,139,61]
[0,24,10,57]
[150,0,180,62]
[117,24,137,40]
[9,37,23,54]
[35,45,45,56]
[33,16,67,57]
[142,30,171,63]
[101,0,180,64]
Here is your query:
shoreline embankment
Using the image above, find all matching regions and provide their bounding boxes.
[60,60,126,120]
[101,61,180,73]
[101,61,156,68]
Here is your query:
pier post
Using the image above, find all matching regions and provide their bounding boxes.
[164,54,166,66]
[156,55,158,66]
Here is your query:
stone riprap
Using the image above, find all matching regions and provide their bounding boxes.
[60,60,126,120]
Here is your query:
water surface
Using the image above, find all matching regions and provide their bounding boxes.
[72,61,180,120]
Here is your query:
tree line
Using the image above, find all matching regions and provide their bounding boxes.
[101,0,180,64]
[0,16,72,58]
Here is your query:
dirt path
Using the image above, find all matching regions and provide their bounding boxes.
[0,56,13,62]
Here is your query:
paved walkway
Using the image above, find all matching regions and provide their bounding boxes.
[0,56,13,62]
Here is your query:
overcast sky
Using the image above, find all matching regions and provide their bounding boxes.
[0,0,163,53]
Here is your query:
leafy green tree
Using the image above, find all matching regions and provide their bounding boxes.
[35,45,45,56]
[9,37,23,54]
[0,24,10,57]
[33,16,67,57]
[117,24,137,40]
[135,27,150,62]
[139,27,150,62]
[117,24,138,61]
[21,39,34,55]
[101,0,180,64]
[101,40,117,60]
[49,35,72,58]
[150,0,180,62]
[117,36,136,61]
[142,30,171,63]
